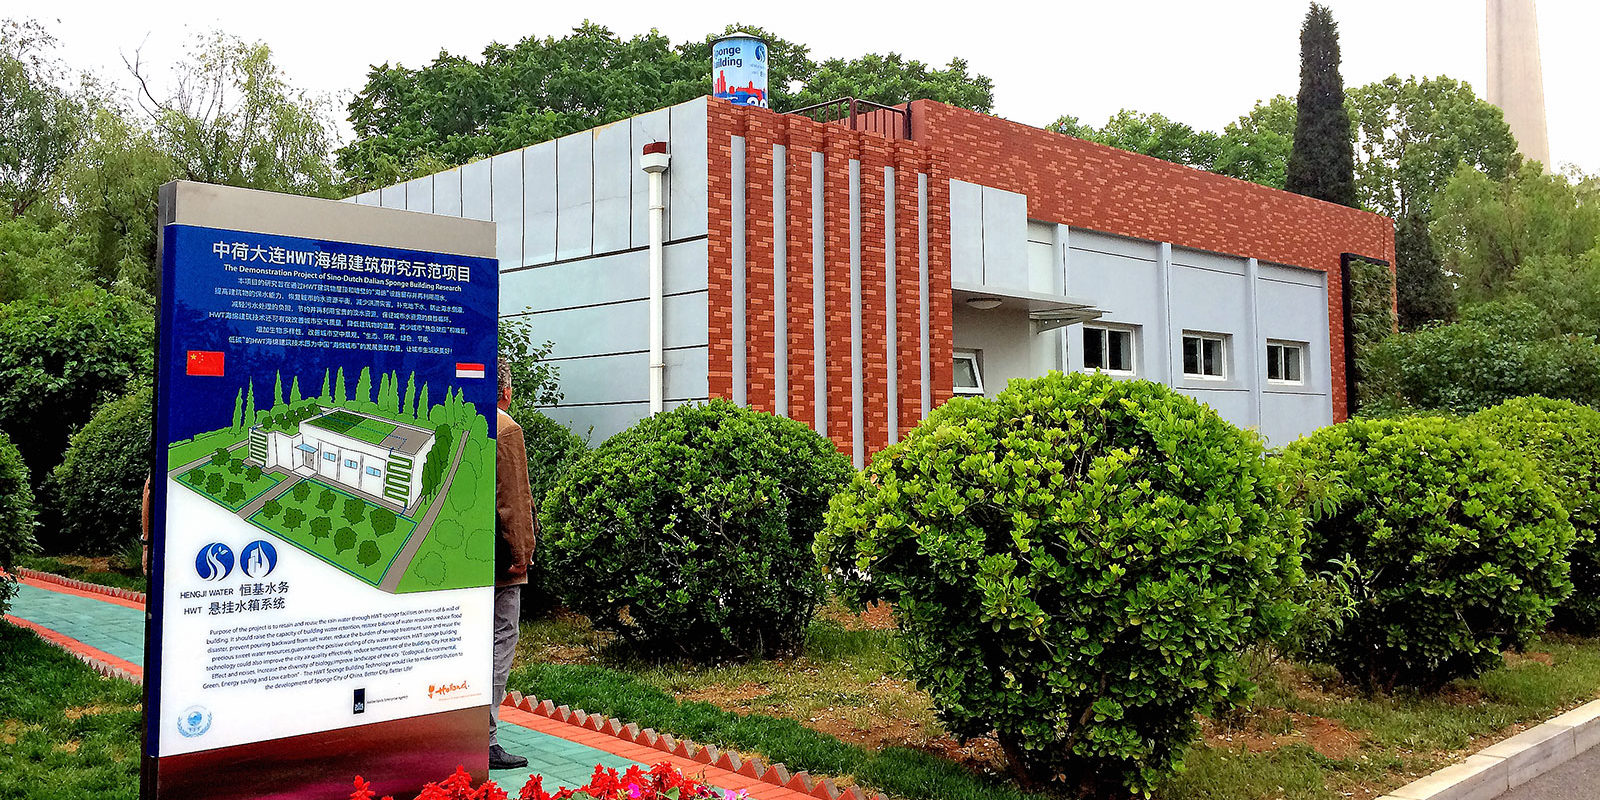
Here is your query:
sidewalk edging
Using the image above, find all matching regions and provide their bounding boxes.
[1379,698,1600,800]
[502,692,887,800]
[15,567,148,605]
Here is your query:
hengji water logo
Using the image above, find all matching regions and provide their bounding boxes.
[195,543,235,581]
[240,540,278,579]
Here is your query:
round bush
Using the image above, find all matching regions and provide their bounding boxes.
[542,400,850,660]
[0,429,38,614]
[818,373,1301,797]
[44,383,152,555]
[1279,416,1573,690]
[1472,397,1600,632]
[518,411,588,620]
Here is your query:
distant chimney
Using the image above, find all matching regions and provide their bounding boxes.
[1487,0,1552,168]
[711,32,769,108]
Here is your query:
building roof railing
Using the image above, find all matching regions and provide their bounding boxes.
[786,97,913,141]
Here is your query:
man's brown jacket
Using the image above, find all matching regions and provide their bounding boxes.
[495,408,538,587]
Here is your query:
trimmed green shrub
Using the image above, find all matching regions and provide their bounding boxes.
[0,430,38,614]
[334,528,356,554]
[543,400,851,660]
[1472,397,1600,632]
[291,481,311,502]
[818,373,1301,798]
[1279,416,1573,690]
[518,411,589,620]
[43,383,152,555]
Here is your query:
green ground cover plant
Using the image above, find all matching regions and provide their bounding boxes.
[394,435,494,593]
[249,478,413,585]
[1280,416,1575,691]
[0,624,142,800]
[819,373,1300,797]
[1472,396,1600,632]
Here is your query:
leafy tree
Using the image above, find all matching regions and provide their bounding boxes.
[356,538,380,567]
[310,516,331,541]
[289,375,300,405]
[204,473,224,495]
[790,53,992,113]
[1285,4,1357,207]
[0,215,94,304]
[334,527,356,554]
[42,383,150,555]
[226,458,243,475]
[282,506,304,530]
[245,379,255,428]
[369,506,397,537]
[0,430,37,614]
[1434,163,1600,302]
[402,372,416,419]
[184,467,203,484]
[231,389,244,431]
[0,289,153,480]
[342,496,365,524]
[0,19,86,218]
[320,368,331,402]
[1348,75,1518,220]
[127,30,337,196]
[1395,210,1452,329]
[335,367,346,405]
[500,315,563,412]
[290,481,310,502]
[316,488,337,513]
[1051,109,1219,169]
[223,481,246,505]
[415,383,430,423]
[355,367,371,408]
[245,464,261,481]
[1214,95,1296,188]
[210,448,229,466]
[261,498,281,519]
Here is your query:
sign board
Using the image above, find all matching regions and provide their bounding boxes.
[145,181,498,799]
[711,33,768,107]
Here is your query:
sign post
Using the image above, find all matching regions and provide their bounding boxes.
[145,181,499,799]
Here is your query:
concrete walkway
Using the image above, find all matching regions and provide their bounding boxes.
[1498,744,1600,799]
[3,573,818,799]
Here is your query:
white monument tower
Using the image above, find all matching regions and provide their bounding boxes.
[1486,0,1552,168]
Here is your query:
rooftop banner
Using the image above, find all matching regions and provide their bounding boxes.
[145,182,499,799]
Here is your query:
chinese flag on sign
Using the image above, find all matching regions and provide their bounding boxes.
[186,350,225,377]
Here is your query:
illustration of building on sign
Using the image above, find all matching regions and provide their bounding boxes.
[249,409,435,510]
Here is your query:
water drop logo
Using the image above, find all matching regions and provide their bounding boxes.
[240,540,277,579]
[176,705,212,738]
[195,543,234,582]
[755,43,766,61]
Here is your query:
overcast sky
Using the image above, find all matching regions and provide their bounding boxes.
[15,0,1597,175]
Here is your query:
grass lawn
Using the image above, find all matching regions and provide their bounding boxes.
[508,606,1600,800]
[166,427,246,471]
[0,624,142,800]
[15,555,147,594]
[175,457,283,512]
[394,435,494,593]
[248,478,414,586]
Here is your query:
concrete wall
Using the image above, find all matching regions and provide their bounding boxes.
[354,99,712,442]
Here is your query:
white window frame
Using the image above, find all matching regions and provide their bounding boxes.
[1266,340,1307,386]
[365,466,382,477]
[322,452,338,462]
[1181,332,1229,381]
[954,350,985,396]
[1081,324,1139,376]
[344,458,359,469]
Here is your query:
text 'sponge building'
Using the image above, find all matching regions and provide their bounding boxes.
[351,98,1394,465]
[250,409,433,509]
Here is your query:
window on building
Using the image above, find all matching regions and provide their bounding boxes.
[1083,325,1137,375]
[322,452,337,462]
[366,466,382,477]
[954,350,984,396]
[345,459,358,469]
[1266,341,1305,384]
[1182,333,1228,379]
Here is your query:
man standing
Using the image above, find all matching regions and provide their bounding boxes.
[490,357,537,770]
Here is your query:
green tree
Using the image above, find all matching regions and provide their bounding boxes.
[0,289,153,481]
[1435,163,1600,302]
[204,472,224,495]
[335,367,347,405]
[43,383,151,555]
[244,379,255,427]
[290,481,310,502]
[500,315,562,410]
[402,372,416,419]
[355,367,371,408]
[310,516,331,541]
[231,388,244,431]
[1055,109,1220,169]
[0,19,86,218]
[273,370,284,410]
[245,464,261,481]
[789,53,993,113]
[356,538,380,567]
[342,496,364,524]
[261,498,281,519]
[1285,4,1357,207]
[0,215,92,304]
[223,481,245,505]
[289,375,301,405]
[128,31,337,196]
[316,488,337,513]
[1214,95,1297,189]
[333,527,355,554]
[282,506,304,530]
[1348,75,1518,220]
[1395,209,1452,329]
[0,430,37,615]
[369,506,397,537]
[320,368,331,402]
[415,383,429,423]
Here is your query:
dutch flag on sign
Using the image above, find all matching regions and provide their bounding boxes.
[455,363,486,379]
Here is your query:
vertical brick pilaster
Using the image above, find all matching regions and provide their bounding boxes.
[892,142,925,438]
[742,118,779,414]
[925,147,955,409]
[821,127,858,454]
[858,138,891,455]
[784,119,820,428]
[705,104,743,401]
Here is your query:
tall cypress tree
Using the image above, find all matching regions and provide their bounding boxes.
[1286,4,1358,207]
[1395,210,1452,329]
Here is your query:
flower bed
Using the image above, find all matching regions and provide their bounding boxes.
[351,763,749,800]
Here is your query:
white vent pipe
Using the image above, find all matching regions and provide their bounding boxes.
[641,142,671,415]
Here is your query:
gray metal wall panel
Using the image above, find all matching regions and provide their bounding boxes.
[1257,280,1328,367]
[592,121,633,254]
[980,185,1029,289]
[500,240,709,315]
[379,184,405,208]
[1172,246,1246,275]
[355,190,380,206]
[434,168,462,217]
[1169,264,1249,339]
[1072,229,1161,262]
[949,180,983,284]
[555,131,593,260]
[630,108,672,249]
[539,395,708,445]
[1178,388,1255,428]
[669,99,709,240]
[1067,247,1160,322]
[1259,262,1322,286]
[547,348,709,406]
[491,151,523,271]
[460,159,492,221]
[511,292,708,360]
[523,141,557,265]
[403,176,433,213]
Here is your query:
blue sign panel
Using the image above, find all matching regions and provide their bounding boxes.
[712,35,768,108]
